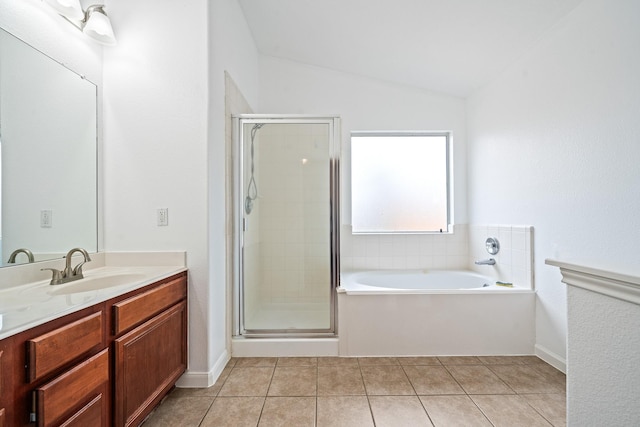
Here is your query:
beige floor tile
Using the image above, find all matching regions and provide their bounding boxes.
[319,356,357,367]
[142,396,213,427]
[420,395,492,427]
[200,397,264,427]
[446,365,513,394]
[438,356,482,365]
[358,357,399,366]
[318,366,366,395]
[258,397,315,426]
[318,357,360,367]
[471,395,553,427]
[361,366,415,395]
[369,396,433,427]
[277,357,318,366]
[478,356,528,365]
[235,357,278,368]
[519,356,547,364]
[398,356,441,366]
[317,396,374,427]
[218,367,274,396]
[531,363,567,391]
[268,366,317,396]
[403,365,465,395]
[489,365,564,394]
[522,393,567,427]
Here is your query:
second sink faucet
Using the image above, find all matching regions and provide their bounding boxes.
[42,247,92,285]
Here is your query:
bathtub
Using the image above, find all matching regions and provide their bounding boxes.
[337,269,535,356]
[341,269,514,293]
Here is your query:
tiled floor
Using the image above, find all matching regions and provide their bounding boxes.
[142,356,566,427]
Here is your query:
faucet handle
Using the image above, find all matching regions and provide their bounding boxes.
[41,268,64,285]
[72,261,88,277]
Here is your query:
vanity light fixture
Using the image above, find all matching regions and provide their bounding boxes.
[43,0,116,45]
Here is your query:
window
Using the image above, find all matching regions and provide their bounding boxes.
[351,132,451,233]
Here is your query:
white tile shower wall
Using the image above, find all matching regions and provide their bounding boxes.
[341,224,469,271]
[468,225,534,289]
[257,124,331,305]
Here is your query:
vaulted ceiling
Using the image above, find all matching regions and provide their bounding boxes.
[238,0,584,97]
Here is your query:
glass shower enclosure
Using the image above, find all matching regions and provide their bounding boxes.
[233,115,340,337]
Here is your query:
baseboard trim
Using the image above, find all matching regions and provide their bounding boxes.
[175,350,230,388]
[535,344,566,373]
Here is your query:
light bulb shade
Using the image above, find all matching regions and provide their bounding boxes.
[83,6,116,45]
[44,0,84,22]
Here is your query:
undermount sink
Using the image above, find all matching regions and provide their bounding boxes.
[48,273,146,295]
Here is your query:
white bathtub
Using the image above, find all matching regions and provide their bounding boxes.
[341,269,518,293]
[337,269,535,356]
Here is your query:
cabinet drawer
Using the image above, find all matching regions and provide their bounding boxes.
[59,394,104,427]
[27,312,103,382]
[36,349,109,427]
[113,276,186,335]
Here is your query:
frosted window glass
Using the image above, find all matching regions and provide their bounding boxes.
[351,133,450,233]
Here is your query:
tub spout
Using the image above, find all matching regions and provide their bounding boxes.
[475,258,496,266]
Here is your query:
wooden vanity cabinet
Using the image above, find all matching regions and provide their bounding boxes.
[110,275,188,427]
[0,271,187,427]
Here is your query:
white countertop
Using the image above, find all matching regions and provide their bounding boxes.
[0,252,186,340]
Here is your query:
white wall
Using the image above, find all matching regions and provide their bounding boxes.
[209,0,259,375]
[467,0,640,368]
[103,0,211,380]
[258,57,468,272]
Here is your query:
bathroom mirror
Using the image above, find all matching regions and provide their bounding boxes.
[0,27,97,267]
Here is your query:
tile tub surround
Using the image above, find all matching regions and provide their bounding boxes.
[142,356,566,426]
[469,225,534,290]
[341,224,534,290]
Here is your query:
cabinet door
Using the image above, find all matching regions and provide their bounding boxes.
[114,301,187,427]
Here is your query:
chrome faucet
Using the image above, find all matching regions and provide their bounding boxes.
[8,248,35,263]
[42,247,92,285]
[475,258,496,266]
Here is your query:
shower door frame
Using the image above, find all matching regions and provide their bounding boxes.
[233,114,341,338]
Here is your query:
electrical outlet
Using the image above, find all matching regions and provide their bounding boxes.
[157,208,168,226]
[41,210,53,228]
